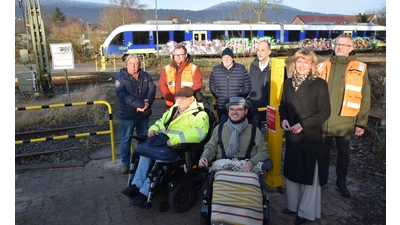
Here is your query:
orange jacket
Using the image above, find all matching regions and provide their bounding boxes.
[318,60,366,117]
[158,60,202,108]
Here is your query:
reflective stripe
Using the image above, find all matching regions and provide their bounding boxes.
[181,81,194,86]
[167,129,181,134]
[179,133,186,143]
[343,101,361,109]
[357,62,365,71]
[168,82,176,87]
[196,127,205,140]
[345,84,362,92]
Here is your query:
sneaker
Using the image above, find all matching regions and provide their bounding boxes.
[121,164,129,174]
[129,193,147,208]
[336,182,351,198]
[121,185,140,199]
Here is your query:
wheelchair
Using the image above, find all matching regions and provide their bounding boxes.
[126,92,216,213]
[199,99,273,225]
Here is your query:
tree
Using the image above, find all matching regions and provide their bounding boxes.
[356,13,369,23]
[99,0,148,33]
[50,6,66,22]
[238,0,284,23]
[376,4,386,26]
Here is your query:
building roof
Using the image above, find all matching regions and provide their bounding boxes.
[292,15,349,25]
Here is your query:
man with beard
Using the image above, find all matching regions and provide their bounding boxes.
[199,97,268,170]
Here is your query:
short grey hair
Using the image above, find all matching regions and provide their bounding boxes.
[124,54,142,67]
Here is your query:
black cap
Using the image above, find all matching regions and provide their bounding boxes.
[221,48,234,59]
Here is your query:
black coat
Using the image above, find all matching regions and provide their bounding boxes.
[279,77,331,185]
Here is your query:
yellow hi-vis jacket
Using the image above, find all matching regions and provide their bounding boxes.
[318,60,366,117]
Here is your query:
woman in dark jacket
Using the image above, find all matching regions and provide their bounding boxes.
[278,49,330,225]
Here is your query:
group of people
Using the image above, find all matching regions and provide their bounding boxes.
[114,34,371,225]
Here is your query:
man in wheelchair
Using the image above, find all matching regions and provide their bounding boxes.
[121,87,210,209]
[198,96,270,225]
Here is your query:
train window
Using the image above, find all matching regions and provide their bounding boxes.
[264,30,275,39]
[211,31,226,40]
[319,31,329,39]
[227,30,242,38]
[245,30,256,39]
[331,31,340,39]
[156,31,169,44]
[173,31,185,43]
[305,30,317,39]
[288,30,300,42]
[110,32,124,45]
[132,31,149,45]
[365,31,375,37]
[357,31,364,37]
[375,31,385,40]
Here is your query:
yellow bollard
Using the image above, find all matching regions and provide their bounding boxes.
[265,57,286,189]
[101,55,106,71]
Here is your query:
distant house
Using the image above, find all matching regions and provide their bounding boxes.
[291,14,377,25]
[344,14,377,24]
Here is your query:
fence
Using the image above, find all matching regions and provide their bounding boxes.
[15,100,117,163]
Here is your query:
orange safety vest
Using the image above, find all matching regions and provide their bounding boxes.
[164,64,197,107]
[318,60,366,117]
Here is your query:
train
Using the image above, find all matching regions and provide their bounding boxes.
[99,20,386,61]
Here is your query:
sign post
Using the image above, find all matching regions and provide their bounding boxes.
[50,43,75,98]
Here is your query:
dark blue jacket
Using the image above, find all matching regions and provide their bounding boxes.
[114,68,156,120]
[209,61,251,109]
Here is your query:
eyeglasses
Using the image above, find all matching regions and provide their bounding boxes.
[173,54,186,58]
[295,60,311,66]
[229,108,245,113]
[335,43,352,48]
[176,96,189,100]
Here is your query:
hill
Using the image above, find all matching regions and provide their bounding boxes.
[15,0,343,24]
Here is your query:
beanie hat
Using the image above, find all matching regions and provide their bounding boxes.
[221,48,234,59]
[226,97,249,109]
[176,87,195,97]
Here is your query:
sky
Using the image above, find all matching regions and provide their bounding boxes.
[76,0,386,15]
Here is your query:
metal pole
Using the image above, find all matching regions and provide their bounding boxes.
[155,0,159,58]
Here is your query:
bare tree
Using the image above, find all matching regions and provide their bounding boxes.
[238,0,285,23]
[376,4,386,26]
[99,0,149,33]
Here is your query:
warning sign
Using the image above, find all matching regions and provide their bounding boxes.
[266,106,277,133]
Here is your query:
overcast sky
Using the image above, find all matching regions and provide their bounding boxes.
[76,0,386,15]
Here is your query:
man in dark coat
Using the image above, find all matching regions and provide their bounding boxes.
[209,47,251,122]
[114,54,156,174]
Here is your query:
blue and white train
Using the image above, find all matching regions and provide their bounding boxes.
[99,20,386,60]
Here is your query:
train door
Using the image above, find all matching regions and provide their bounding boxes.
[193,31,207,42]
[343,30,353,36]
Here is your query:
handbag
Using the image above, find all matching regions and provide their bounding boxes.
[134,133,178,161]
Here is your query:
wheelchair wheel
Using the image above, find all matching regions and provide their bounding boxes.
[168,181,196,213]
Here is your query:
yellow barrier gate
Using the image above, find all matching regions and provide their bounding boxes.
[15,101,117,163]
[265,57,286,189]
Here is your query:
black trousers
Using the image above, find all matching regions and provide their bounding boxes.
[318,135,351,185]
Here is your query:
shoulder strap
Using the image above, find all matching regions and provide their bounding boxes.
[164,107,178,128]
[219,117,257,160]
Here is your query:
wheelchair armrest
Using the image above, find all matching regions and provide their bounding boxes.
[130,135,148,142]
[171,143,200,152]
[261,159,273,171]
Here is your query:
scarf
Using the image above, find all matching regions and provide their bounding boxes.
[226,118,249,156]
[291,74,308,92]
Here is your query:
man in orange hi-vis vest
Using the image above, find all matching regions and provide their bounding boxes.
[158,44,203,110]
[317,34,371,198]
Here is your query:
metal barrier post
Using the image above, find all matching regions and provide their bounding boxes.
[265,57,285,189]
[15,101,117,163]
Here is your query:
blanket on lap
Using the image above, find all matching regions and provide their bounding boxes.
[211,170,264,225]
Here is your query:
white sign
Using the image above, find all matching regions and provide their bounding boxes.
[50,43,75,70]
